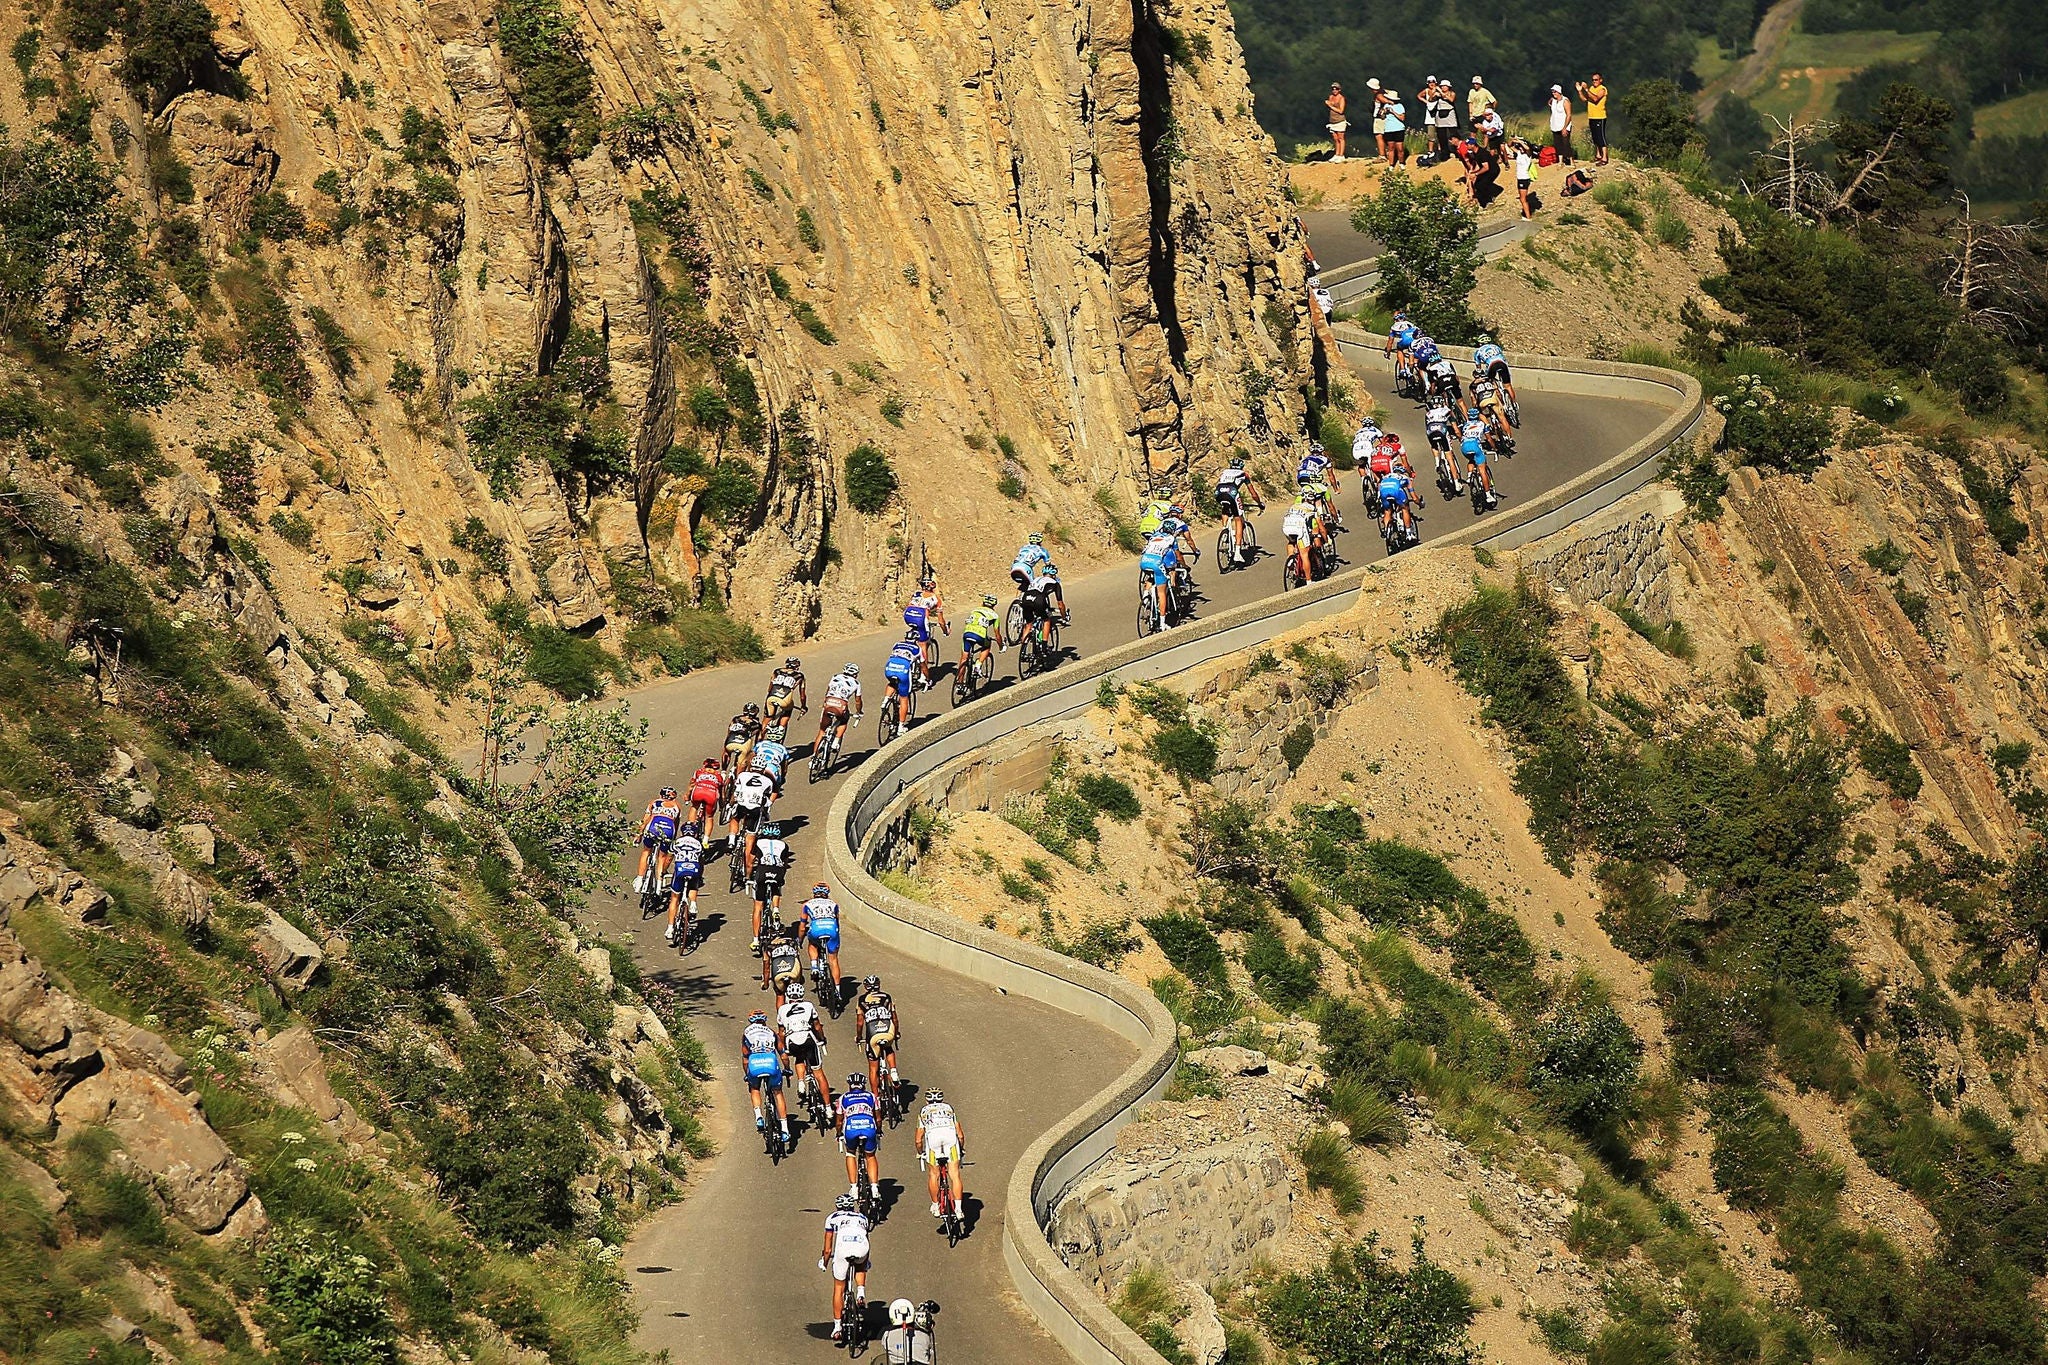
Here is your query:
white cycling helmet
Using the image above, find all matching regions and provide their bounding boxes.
[844,662,859,676]
[785,981,806,1002]
[889,1299,917,1327]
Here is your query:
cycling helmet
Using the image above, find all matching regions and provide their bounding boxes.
[844,662,859,676]
[703,756,719,768]
[1476,334,1492,346]
[1168,503,1185,518]
[761,822,781,840]
[836,1193,859,1212]
[1394,309,1407,319]
[682,819,702,837]
[847,1072,869,1092]
[744,702,761,717]
[863,974,881,991]
[658,786,676,799]
[1042,562,1058,577]
[1309,440,1325,456]
[890,1300,917,1327]
[765,724,787,743]
[785,982,806,1002]
[981,593,997,608]
[1228,453,1246,470]
[748,1011,767,1025]
[1027,531,1043,545]
[784,656,801,669]
[925,1089,943,1104]
[905,628,921,642]
[920,574,936,590]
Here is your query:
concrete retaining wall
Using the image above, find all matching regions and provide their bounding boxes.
[1050,1139,1293,1296]
[821,348,1703,1365]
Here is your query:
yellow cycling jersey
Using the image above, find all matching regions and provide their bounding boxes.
[1302,480,1333,502]
[963,606,1000,639]
[1137,500,1172,536]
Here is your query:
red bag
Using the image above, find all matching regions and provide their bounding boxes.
[1537,145,1559,167]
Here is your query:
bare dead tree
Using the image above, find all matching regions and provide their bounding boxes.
[1744,114,1836,221]
[1941,194,2044,339]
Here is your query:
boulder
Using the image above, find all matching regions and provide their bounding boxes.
[54,1067,251,1233]
[6,1150,66,1213]
[1184,1045,1269,1076]
[87,819,210,929]
[173,824,217,867]
[1173,1280,1228,1365]
[257,1026,341,1123]
[253,913,324,992]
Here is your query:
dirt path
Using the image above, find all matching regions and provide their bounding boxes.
[1697,0,1806,115]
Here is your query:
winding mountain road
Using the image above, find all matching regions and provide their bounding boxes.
[595,352,1671,1361]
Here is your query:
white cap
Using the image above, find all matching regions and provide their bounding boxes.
[1472,75,1484,84]
[1426,75,1436,82]
[1552,84,1563,93]
[1366,78,1380,89]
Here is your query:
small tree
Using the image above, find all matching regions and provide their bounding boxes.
[843,443,897,514]
[1350,171,1484,344]
[1619,78,1698,165]
[1714,375,1834,478]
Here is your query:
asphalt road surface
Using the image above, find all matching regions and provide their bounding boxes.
[607,366,1669,1361]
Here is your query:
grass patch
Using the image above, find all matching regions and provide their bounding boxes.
[1094,485,1143,553]
[1296,1127,1364,1213]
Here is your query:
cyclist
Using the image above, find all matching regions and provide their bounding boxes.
[741,1010,791,1144]
[1365,432,1414,514]
[903,578,947,689]
[1423,396,1460,486]
[764,656,807,726]
[1463,423,1497,506]
[1282,495,1316,585]
[665,819,705,948]
[762,920,804,1001]
[882,633,922,734]
[1351,416,1383,470]
[816,662,862,759]
[1377,459,1418,544]
[1010,531,1049,592]
[750,722,792,796]
[800,882,845,1004]
[1385,311,1420,386]
[729,766,775,925]
[958,593,1002,682]
[632,787,681,896]
[837,1072,883,1203]
[1460,407,1497,471]
[1136,486,1175,537]
[1472,335,1517,408]
[1021,560,1066,656]
[883,1300,936,1365]
[916,1088,967,1220]
[778,980,830,1116]
[1214,454,1263,564]
[854,974,901,1100]
[721,703,763,776]
[1424,347,1462,405]
[821,1193,872,1343]
[1297,440,1337,496]
[753,819,793,942]
[1139,523,1182,629]
[687,755,725,830]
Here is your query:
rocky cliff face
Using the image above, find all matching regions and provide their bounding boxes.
[4,0,1310,678]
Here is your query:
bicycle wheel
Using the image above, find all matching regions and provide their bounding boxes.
[1137,589,1158,637]
[950,667,970,710]
[1018,632,1040,680]
[1504,398,1520,428]
[1283,553,1303,591]
[1004,599,1025,647]
[1040,620,1060,669]
[1241,519,1258,558]
[1215,526,1234,571]
[808,742,827,784]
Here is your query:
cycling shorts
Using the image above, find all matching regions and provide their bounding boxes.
[1215,489,1242,515]
[1488,360,1511,385]
[1138,554,1171,587]
[924,1130,961,1163]
[745,1055,783,1085]
[1281,512,1309,541]
[787,1037,822,1067]
[1379,480,1409,508]
[755,865,788,896]
[640,832,672,852]
[962,631,989,653]
[886,672,914,700]
[821,696,850,720]
[734,803,767,833]
[1021,591,1050,623]
[808,923,841,953]
[669,866,702,893]
[866,1027,896,1057]
[1463,440,1487,466]
[1427,426,1451,451]
[830,1247,870,1283]
[842,1129,879,1156]
[772,960,802,988]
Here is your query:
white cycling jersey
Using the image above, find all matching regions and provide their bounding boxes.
[826,672,861,702]
[742,1021,779,1056]
[779,1000,820,1044]
[733,770,774,810]
[920,1101,960,1158]
[755,836,791,869]
[825,1209,871,1265]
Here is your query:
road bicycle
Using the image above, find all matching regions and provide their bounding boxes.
[763,1109,788,1163]
[1282,538,1331,591]
[877,692,911,746]
[1003,594,1027,648]
[1470,472,1500,514]
[837,1262,869,1355]
[636,842,670,919]
[1433,449,1465,500]
[1017,616,1061,678]
[1216,512,1260,572]
[950,647,994,708]
[1379,509,1421,556]
[728,836,751,896]
[797,1048,831,1132]
[1136,571,1180,638]
[808,956,842,1017]
[925,1152,963,1248]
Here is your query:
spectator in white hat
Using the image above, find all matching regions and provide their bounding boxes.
[1428,77,1460,161]
[1366,78,1386,160]
[1467,75,1494,126]
[1548,83,1575,166]
[1382,88,1407,165]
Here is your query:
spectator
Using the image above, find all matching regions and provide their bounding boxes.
[1430,78,1459,161]
[1478,101,1505,155]
[1467,75,1495,127]
[1548,84,1575,166]
[1577,74,1609,165]
[1365,78,1385,160]
[1511,136,1536,219]
[1325,83,1348,162]
[1382,88,1407,165]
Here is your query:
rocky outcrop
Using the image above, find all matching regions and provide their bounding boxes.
[1052,1136,1293,1293]
[1183,635,1379,805]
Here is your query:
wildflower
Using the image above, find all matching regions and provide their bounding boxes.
[292,1158,318,1173]
[280,1131,306,1145]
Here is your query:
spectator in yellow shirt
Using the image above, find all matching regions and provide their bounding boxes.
[1577,75,1610,165]
[1467,75,1495,126]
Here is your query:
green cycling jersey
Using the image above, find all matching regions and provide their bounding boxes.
[963,605,1001,639]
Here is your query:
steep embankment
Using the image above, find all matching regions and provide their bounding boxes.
[3,0,1311,681]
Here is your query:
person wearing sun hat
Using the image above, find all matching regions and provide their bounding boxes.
[1548,83,1575,166]
[1365,78,1385,160]
[1466,75,1494,126]
[1381,87,1407,165]
[1325,82,1348,161]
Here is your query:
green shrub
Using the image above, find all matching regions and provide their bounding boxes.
[524,624,612,699]
[1349,171,1485,344]
[1094,485,1143,553]
[1296,1127,1364,1213]
[1531,976,1643,1140]
[698,457,760,524]
[1713,375,1832,479]
[1149,722,1217,784]
[1861,538,1908,575]
[1262,1232,1479,1363]
[879,394,905,426]
[496,0,599,162]
[1534,1305,1594,1356]
[843,442,897,514]
[1075,771,1140,821]
[200,437,258,516]
[224,267,313,402]
[305,306,357,382]
[1594,181,1645,231]
[1143,913,1226,988]
[1841,707,1921,800]
[258,1226,399,1365]
[1705,1086,1841,1214]
[1245,928,1320,1009]
[1281,720,1316,772]
[996,471,1025,500]
[268,509,315,548]
[1001,870,1044,903]
[1651,211,1692,250]
[795,206,822,252]
[1127,681,1188,725]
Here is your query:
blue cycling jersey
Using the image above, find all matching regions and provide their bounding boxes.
[903,604,931,640]
[670,837,704,879]
[840,1091,879,1136]
[751,741,788,779]
[1474,343,1507,369]
[1379,472,1409,503]
[1413,339,1440,367]
[1390,321,1417,348]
